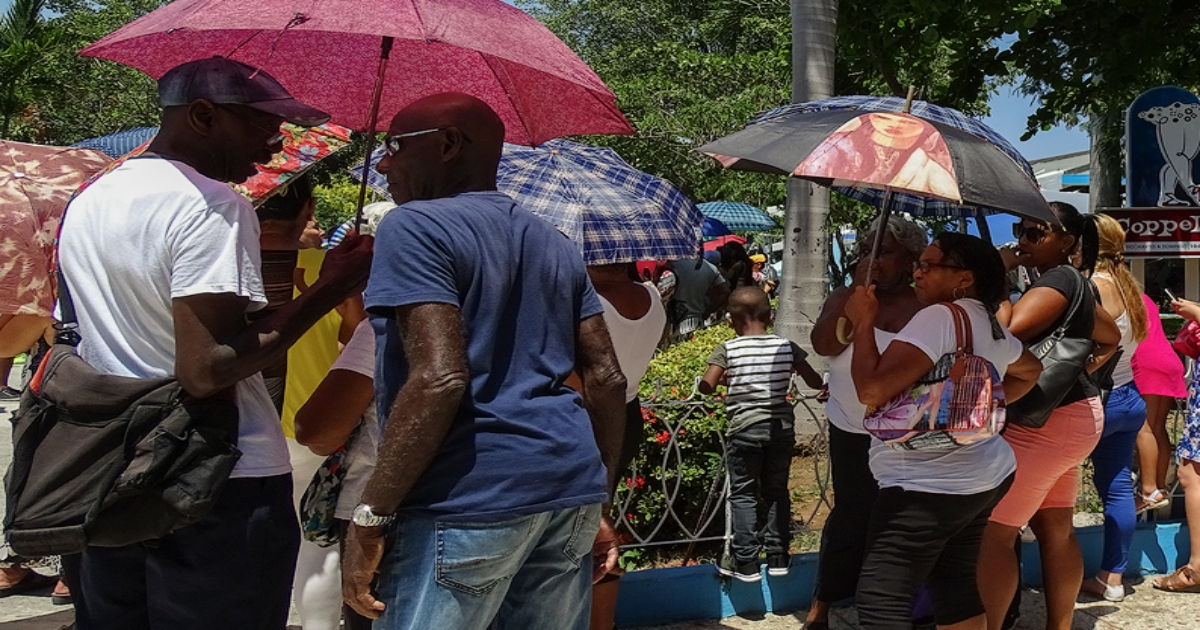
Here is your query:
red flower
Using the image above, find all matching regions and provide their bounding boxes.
[634,476,647,488]
[655,431,671,445]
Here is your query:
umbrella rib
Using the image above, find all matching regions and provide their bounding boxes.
[482,54,536,145]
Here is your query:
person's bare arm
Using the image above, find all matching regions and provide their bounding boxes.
[294,369,374,456]
[1002,349,1043,402]
[576,313,628,497]
[1006,286,1068,343]
[172,234,372,398]
[358,302,469,513]
[698,364,726,395]
[793,357,824,389]
[811,286,854,357]
[574,313,627,583]
[343,301,469,619]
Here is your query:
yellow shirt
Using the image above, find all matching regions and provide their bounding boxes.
[280,248,343,437]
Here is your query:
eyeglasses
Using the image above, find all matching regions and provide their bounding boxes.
[913,260,964,274]
[382,127,474,156]
[1012,223,1055,244]
[215,104,286,146]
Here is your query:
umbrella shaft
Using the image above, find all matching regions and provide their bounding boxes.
[864,191,895,285]
[355,36,395,229]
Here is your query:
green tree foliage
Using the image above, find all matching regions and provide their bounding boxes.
[9,0,165,144]
[1003,0,1200,138]
[0,0,61,138]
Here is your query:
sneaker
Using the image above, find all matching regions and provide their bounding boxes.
[716,556,762,583]
[766,554,789,577]
[0,387,20,401]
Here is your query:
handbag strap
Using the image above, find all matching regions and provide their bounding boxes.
[1049,266,1089,341]
[945,302,974,356]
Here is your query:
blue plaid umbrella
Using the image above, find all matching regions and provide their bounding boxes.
[71,127,158,158]
[735,96,1040,219]
[696,201,778,232]
[350,139,703,264]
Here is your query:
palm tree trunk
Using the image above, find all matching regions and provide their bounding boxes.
[777,0,838,359]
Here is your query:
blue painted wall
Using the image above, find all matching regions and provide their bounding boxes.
[614,521,1191,627]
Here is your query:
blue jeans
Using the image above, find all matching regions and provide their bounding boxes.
[727,421,794,562]
[1091,382,1148,574]
[375,504,601,630]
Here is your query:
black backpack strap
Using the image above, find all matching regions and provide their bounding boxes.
[54,267,81,347]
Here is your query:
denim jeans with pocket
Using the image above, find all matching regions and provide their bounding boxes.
[375,504,601,630]
[727,420,794,563]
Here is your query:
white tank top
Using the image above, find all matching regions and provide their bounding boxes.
[1093,272,1137,388]
[826,328,896,434]
[599,283,668,401]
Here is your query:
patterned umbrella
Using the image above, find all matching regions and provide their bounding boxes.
[696,201,778,232]
[702,96,1050,221]
[75,124,354,206]
[350,138,703,264]
[0,142,112,317]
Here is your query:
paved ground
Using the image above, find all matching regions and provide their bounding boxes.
[5,371,1200,629]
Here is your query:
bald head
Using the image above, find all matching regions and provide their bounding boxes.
[377,93,507,204]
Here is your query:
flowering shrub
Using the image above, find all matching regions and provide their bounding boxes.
[615,325,735,569]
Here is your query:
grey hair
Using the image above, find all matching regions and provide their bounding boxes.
[860,214,928,260]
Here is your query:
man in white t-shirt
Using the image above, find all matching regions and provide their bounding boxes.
[56,57,372,630]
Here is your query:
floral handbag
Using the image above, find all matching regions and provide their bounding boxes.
[863,303,1006,450]
[298,426,359,547]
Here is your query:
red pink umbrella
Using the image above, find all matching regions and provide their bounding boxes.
[79,0,632,145]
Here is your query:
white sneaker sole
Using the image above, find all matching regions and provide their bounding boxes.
[767,568,789,577]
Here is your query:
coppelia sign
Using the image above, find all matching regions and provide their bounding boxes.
[1105,208,1200,256]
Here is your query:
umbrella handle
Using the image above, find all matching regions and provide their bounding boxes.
[355,36,395,231]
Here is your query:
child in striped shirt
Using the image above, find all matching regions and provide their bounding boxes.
[701,287,823,583]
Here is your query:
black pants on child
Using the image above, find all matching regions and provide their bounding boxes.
[856,474,1014,629]
[727,420,794,563]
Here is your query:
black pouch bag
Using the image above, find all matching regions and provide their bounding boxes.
[2,271,240,557]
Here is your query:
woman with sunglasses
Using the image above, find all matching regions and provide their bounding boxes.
[805,215,926,630]
[844,232,1041,630]
[979,202,1121,630]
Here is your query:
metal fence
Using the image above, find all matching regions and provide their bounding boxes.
[614,376,831,553]
[614,372,1190,558]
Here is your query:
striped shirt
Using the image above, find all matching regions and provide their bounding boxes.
[707,334,806,434]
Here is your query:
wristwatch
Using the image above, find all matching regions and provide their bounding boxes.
[351,504,395,527]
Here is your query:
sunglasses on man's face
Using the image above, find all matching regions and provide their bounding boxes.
[382,127,445,156]
[1012,223,1054,244]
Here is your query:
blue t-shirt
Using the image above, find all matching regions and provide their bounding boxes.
[365,191,608,519]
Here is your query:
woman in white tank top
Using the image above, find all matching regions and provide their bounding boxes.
[1081,214,1150,602]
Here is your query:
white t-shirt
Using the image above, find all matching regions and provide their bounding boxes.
[826,328,896,434]
[57,157,290,478]
[333,320,380,519]
[598,283,667,401]
[868,299,1023,495]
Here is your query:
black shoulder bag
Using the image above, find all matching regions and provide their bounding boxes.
[1006,267,1097,428]
[2,269,242,557]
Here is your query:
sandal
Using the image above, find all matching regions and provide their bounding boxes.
[1153,566,1200,593]
[1080,576,1125,602]
[1136,489,1170,514]
[0,570,56,598]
